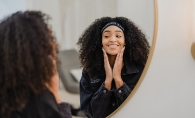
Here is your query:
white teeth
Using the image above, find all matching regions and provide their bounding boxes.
[108,44,118,46]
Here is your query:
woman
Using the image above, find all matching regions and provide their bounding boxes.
[0,11,72,118]
[77,17,150,118]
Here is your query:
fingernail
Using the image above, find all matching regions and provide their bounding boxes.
[102,47,104,51]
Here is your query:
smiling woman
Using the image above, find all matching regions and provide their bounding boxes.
[77,17,150,118]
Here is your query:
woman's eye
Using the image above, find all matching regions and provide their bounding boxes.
[104,36,109,38]
[116,35,121,38]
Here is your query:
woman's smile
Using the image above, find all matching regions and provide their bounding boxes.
[108,44,119,49]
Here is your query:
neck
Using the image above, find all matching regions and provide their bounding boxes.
[107,54,117,68]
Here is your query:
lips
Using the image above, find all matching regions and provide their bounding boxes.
[108,44,118,49]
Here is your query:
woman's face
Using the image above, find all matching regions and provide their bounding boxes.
[102,25,125,55]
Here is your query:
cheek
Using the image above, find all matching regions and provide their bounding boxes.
[102,39,107,47]
[120,38,125,46]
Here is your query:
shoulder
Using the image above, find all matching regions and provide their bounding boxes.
[22,90,66,118]
[136,63,145,72]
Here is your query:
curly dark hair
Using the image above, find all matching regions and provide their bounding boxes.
[77,17,150,77]
[0,11,57,117]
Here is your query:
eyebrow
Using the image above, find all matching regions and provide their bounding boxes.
[103,30,122,33]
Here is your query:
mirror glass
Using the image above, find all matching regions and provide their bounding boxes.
[0,0,154,117]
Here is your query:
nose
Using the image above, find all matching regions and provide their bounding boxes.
[109,36,116,42]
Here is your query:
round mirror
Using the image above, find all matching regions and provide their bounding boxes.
[0,0,156,117]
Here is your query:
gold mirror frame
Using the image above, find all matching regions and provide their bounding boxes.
[191,42,195,60]
[108,0,158,117]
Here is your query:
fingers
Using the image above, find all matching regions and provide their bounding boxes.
[102,48,113,81]
[102,47,106,57]
[102,47,109,64]
[115,52,120,62]
[115,46,125,62]
[120,46,125,58]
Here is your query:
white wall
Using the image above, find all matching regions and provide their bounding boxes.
[0,0,26,20]
[111,0,195,118]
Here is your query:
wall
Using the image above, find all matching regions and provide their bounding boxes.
[0,0,26,20]
[111,0,195,117]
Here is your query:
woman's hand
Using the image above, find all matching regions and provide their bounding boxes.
[113,47,125,88]
[48,72,62,103]
[46,60,62,103]
[102,48,113,90]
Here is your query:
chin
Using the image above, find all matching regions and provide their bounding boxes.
[107,51,120,56]
[104,47,122,55]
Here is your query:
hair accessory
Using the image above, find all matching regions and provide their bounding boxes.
[101,22,124,32]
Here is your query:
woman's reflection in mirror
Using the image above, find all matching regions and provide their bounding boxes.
[77,17,150,118]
